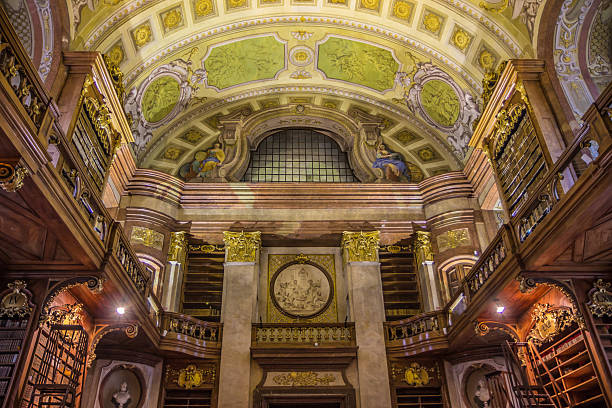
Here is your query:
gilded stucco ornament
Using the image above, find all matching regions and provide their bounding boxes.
[0,281,32,318]
[130,227,164,250]
[223,231,261,262]
[168,232,188,263]
[124,50,206,160]
[103,53,126,104]
[413,231,433,265]
[272,371,336,386]
[0,162,28,192]
[479,0,543,38]
[587,279,612,317]
[341,231,380,262]
[480,60,508,109]
[528,304,576,346]
[177,365,215,388]
[396,62,479,158]
[391,362,438,386]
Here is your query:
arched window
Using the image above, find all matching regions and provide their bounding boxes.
[241,128,358,182]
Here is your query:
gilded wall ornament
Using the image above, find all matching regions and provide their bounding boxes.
[359,0,379,10]
[391,363,437,387]
[0,163,28,192]
[478,49,496,71]
[272,371,336,386]
[130,226,164,251]
[423,12,442,34]
[103,51,126,104]
[413,231,433,265]
[289,46,314,67]
[436,228,470,252]
[223,231,261,262]
[168,232,188,263]
[342,231,380,262]
[106,42,125,67]
[0,281,32,318]
[528,304,576,346]
[176,364,216,388]
[161,7,184,32]
[587,279,612,317]
[480,60,508,108]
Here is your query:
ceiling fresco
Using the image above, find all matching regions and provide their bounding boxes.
[66,0,546,180]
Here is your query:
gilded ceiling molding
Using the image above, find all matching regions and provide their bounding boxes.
[223,231,261,262]
[83,1,521,59]
[120,16,484,90]
[143,85,462,168]
[517,276,586,329]
[341,231,380,262]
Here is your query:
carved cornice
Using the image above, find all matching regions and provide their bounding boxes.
[341,231,380,262]
[223,231,261,262]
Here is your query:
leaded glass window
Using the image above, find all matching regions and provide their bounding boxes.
[242,129,358,182]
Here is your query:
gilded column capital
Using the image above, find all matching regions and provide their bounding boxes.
[168,231,188,263]
[413,231,434,265]
[223,231,261,263]
[341,231,380,262]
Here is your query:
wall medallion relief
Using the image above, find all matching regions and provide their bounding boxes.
[267,254,337,323]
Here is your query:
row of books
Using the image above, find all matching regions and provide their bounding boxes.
[0,330,25,339]
[0,379,8,396]
[0,354,17,364]
[0,320,27,329]
[0,366,12,377]
[0,339,21,351]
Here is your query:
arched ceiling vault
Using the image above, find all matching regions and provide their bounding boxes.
[67,0,544,178]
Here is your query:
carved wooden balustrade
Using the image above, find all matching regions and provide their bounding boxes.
[159,312,222,357]
[384,311,449,356]
[108,223,151,296]
[253,323,356,347]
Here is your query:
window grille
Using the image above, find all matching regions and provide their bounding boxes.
[241,129,358,183]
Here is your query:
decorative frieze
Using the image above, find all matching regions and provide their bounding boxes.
[390,362,440,387]
[436,228,470,252]
[272,371,336,386]
[166,363,216,389]
[223,231,261,262]
[341,231,380,262]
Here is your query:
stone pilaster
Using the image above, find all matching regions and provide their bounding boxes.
[217,231,261,408]
[161,231,187,312]
[342,231,392,408]
[413,231,441,311]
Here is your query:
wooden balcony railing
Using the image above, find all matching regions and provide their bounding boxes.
[160,312,221,343]
[384,311,449,354]
[108,223,150,296]
[253,323,356,347]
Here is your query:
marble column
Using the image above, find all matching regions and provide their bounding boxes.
[161,231,187,312]
[342,231,392,408]
[217,231,261,408]
[414,231,441,312]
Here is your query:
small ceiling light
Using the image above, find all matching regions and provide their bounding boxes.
[496,305,505,314]
[116,306,126,315]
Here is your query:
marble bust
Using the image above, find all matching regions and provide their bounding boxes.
[111,381,131,408]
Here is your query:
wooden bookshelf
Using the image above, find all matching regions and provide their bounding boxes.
[0,318,28,408]
[183,242,225,322]
[379,244,421,321]
[533,327,605,407]
[394,387,443,408]
[163,389,213,408]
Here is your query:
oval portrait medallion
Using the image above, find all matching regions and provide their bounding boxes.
[271,262,333,319]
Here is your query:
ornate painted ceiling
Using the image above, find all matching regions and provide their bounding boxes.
[66,0,545,179]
